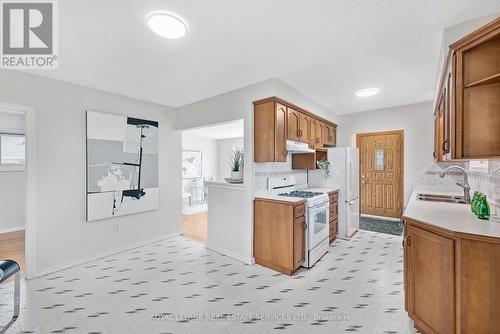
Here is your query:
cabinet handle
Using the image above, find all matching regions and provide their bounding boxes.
[433,151,436,158]
[303,222,307,230]
[402,235,411,248]
[442,140,448,153]
[284,149,288,156]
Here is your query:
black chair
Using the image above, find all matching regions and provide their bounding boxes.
[0,260,20,334]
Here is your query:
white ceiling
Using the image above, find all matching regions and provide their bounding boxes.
[183,119,244,140]
[31,0,500,114]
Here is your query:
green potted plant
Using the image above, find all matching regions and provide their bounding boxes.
[317,160,331,178]
[229,148,244,180]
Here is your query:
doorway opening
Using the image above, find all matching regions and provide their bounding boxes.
[181,119,244,244]
[356,130,404,236]
[0,109,26,279]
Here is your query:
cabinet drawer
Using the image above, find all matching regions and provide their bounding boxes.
[294,204,305,218]
[329,204,338,221]
[329,192,338,203]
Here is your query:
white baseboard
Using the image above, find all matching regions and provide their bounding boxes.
[206,243,254,265]
[34,231,181,279]
[0,226,25,234]
[361,214,401,222]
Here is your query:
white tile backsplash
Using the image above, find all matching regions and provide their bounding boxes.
[254,155,308,191]
[415,160,500,216]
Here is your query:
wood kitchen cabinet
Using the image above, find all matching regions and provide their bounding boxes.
[324,123,337,147]
[287,108,301,142]
[254,100,287,162]
[434,17,500,161]
[328,191,339,243]
[254,198,306,275]
[254,97,337,163]
[287,108,311,143]
[404,224,455,334]
[403,218,500,333]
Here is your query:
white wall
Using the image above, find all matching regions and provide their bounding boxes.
[0,71,182,275]
[176,78,339,262]
[338,102,434,204]
[0,112,25,233]
[217,137,244,180]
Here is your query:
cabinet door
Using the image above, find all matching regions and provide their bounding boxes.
[275,103,287,162]
[317,122,325,148]
[323,124,336,146]
[299,113,311,143]
[309,118,317,148]
[434,96,446,162]
[287,108,301,142]
[293,216,305,269]
[404,225,455,334]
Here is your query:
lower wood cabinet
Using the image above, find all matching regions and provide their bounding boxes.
[254,199,306,275]
[403,218,500,333]
[404,224,455,334]
[329,191,339,243]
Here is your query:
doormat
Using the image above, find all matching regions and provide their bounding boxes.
[360,216,403,236]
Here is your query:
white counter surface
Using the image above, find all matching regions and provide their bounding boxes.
[403,188,500,239]
[205,180,244,190]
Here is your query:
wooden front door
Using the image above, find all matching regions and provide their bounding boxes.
[357,130,403,218]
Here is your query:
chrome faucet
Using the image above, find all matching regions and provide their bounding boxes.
[439,166,471,204]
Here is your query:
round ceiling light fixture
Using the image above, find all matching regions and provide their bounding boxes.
[147,12,188,39]
[354,88,381,97]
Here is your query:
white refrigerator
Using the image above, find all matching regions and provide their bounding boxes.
[309,147,360,239]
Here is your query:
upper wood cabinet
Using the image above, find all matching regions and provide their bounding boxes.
[324,123,337,147]
[299,113,311,143]
[254,101,287,162]
[254,97,337,163]
[317,121,325,148]
[434,17,500,161]
[287,108,311,143]
[287,108,301,142]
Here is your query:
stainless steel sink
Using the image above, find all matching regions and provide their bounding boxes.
[417,193,467,204]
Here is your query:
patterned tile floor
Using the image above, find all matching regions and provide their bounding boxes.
[0,230,418,334]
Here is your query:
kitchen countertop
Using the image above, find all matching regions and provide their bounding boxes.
[254,187,340,204]
[403,187,500,239]
[205,180,244,190]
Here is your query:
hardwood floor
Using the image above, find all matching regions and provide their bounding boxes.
[182,212,207,244]
[0,230,25,279]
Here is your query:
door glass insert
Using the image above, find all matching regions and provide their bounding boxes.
[313,210,328,234]
[375,149,384,171]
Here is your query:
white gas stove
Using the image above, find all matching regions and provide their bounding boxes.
[267,176,330,268]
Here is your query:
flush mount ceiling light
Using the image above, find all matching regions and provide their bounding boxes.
[354,88,381,97]
[147,12,187,39]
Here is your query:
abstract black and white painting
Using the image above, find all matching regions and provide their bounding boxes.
[86,111,159,222]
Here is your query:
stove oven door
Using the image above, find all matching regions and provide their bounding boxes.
[307,202,330,250]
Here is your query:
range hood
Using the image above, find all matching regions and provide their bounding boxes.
[286,140,315,154]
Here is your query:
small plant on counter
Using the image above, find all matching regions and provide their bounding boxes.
[228,148,244,180]
[317,160,331,178]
